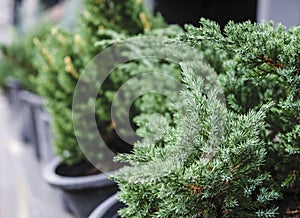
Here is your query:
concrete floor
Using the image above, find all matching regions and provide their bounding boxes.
[0,93,73,218]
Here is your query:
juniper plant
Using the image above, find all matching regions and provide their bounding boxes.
[182,18,300,213]
[113,19,300,217]
[113,65,280,217]
[34,0,167,164]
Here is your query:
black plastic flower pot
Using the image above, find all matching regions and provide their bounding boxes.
[88,194,125,218]
[43,158,118,218]
[4,77,22,112]
[18,91,45,160]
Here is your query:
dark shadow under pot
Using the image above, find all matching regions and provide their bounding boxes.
[42,158,118,218]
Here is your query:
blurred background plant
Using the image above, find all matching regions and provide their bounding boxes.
[0,23,52,92]
[33,0,167,165]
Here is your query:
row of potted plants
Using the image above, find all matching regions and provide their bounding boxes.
[1,0,172,217]
[0,1,299,218]
[0,23,52,161]
[33,0,171,217]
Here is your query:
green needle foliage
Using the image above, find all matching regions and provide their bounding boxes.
[81,0,165,55]
[0,24,51,92]
[34,0,167,164]
[114,19,299,217]
[113,66,280,217]
[34,28,89,164]
[180,18,299,214]
[94,24,184,144]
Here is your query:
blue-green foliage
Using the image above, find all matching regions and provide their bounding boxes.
[114,65,279,217]
[114,19,300,217]
[181,18,300,212]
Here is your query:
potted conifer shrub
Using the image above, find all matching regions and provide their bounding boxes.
[34,0,167,217]
[0,37,27,111]
[84,24,185,218]
[34,27,120,218]
[113,66,280,217]
[182,19,300,216]
[36,26,122,218]
[113,19,300,217]
[0,25,51,160]
[0,34,31,113]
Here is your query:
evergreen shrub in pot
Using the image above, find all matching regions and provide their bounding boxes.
[35,27,122,218]
[34,0,168,217]
[0,25,52,159]
[86,24,185,218]
[113,19,300,217]
[0,33,28,112]
[183,19,300,216]
[114,64,280,217]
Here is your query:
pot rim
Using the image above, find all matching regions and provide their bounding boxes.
[88,193,119,218]
[5,77,22,89]
[18,90,45,106]
[42,157,116,190]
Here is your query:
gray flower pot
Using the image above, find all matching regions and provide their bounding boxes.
[18,90,45,160]
[43,158,118,218]
[5,77,22,112]
[35,109,56,164]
